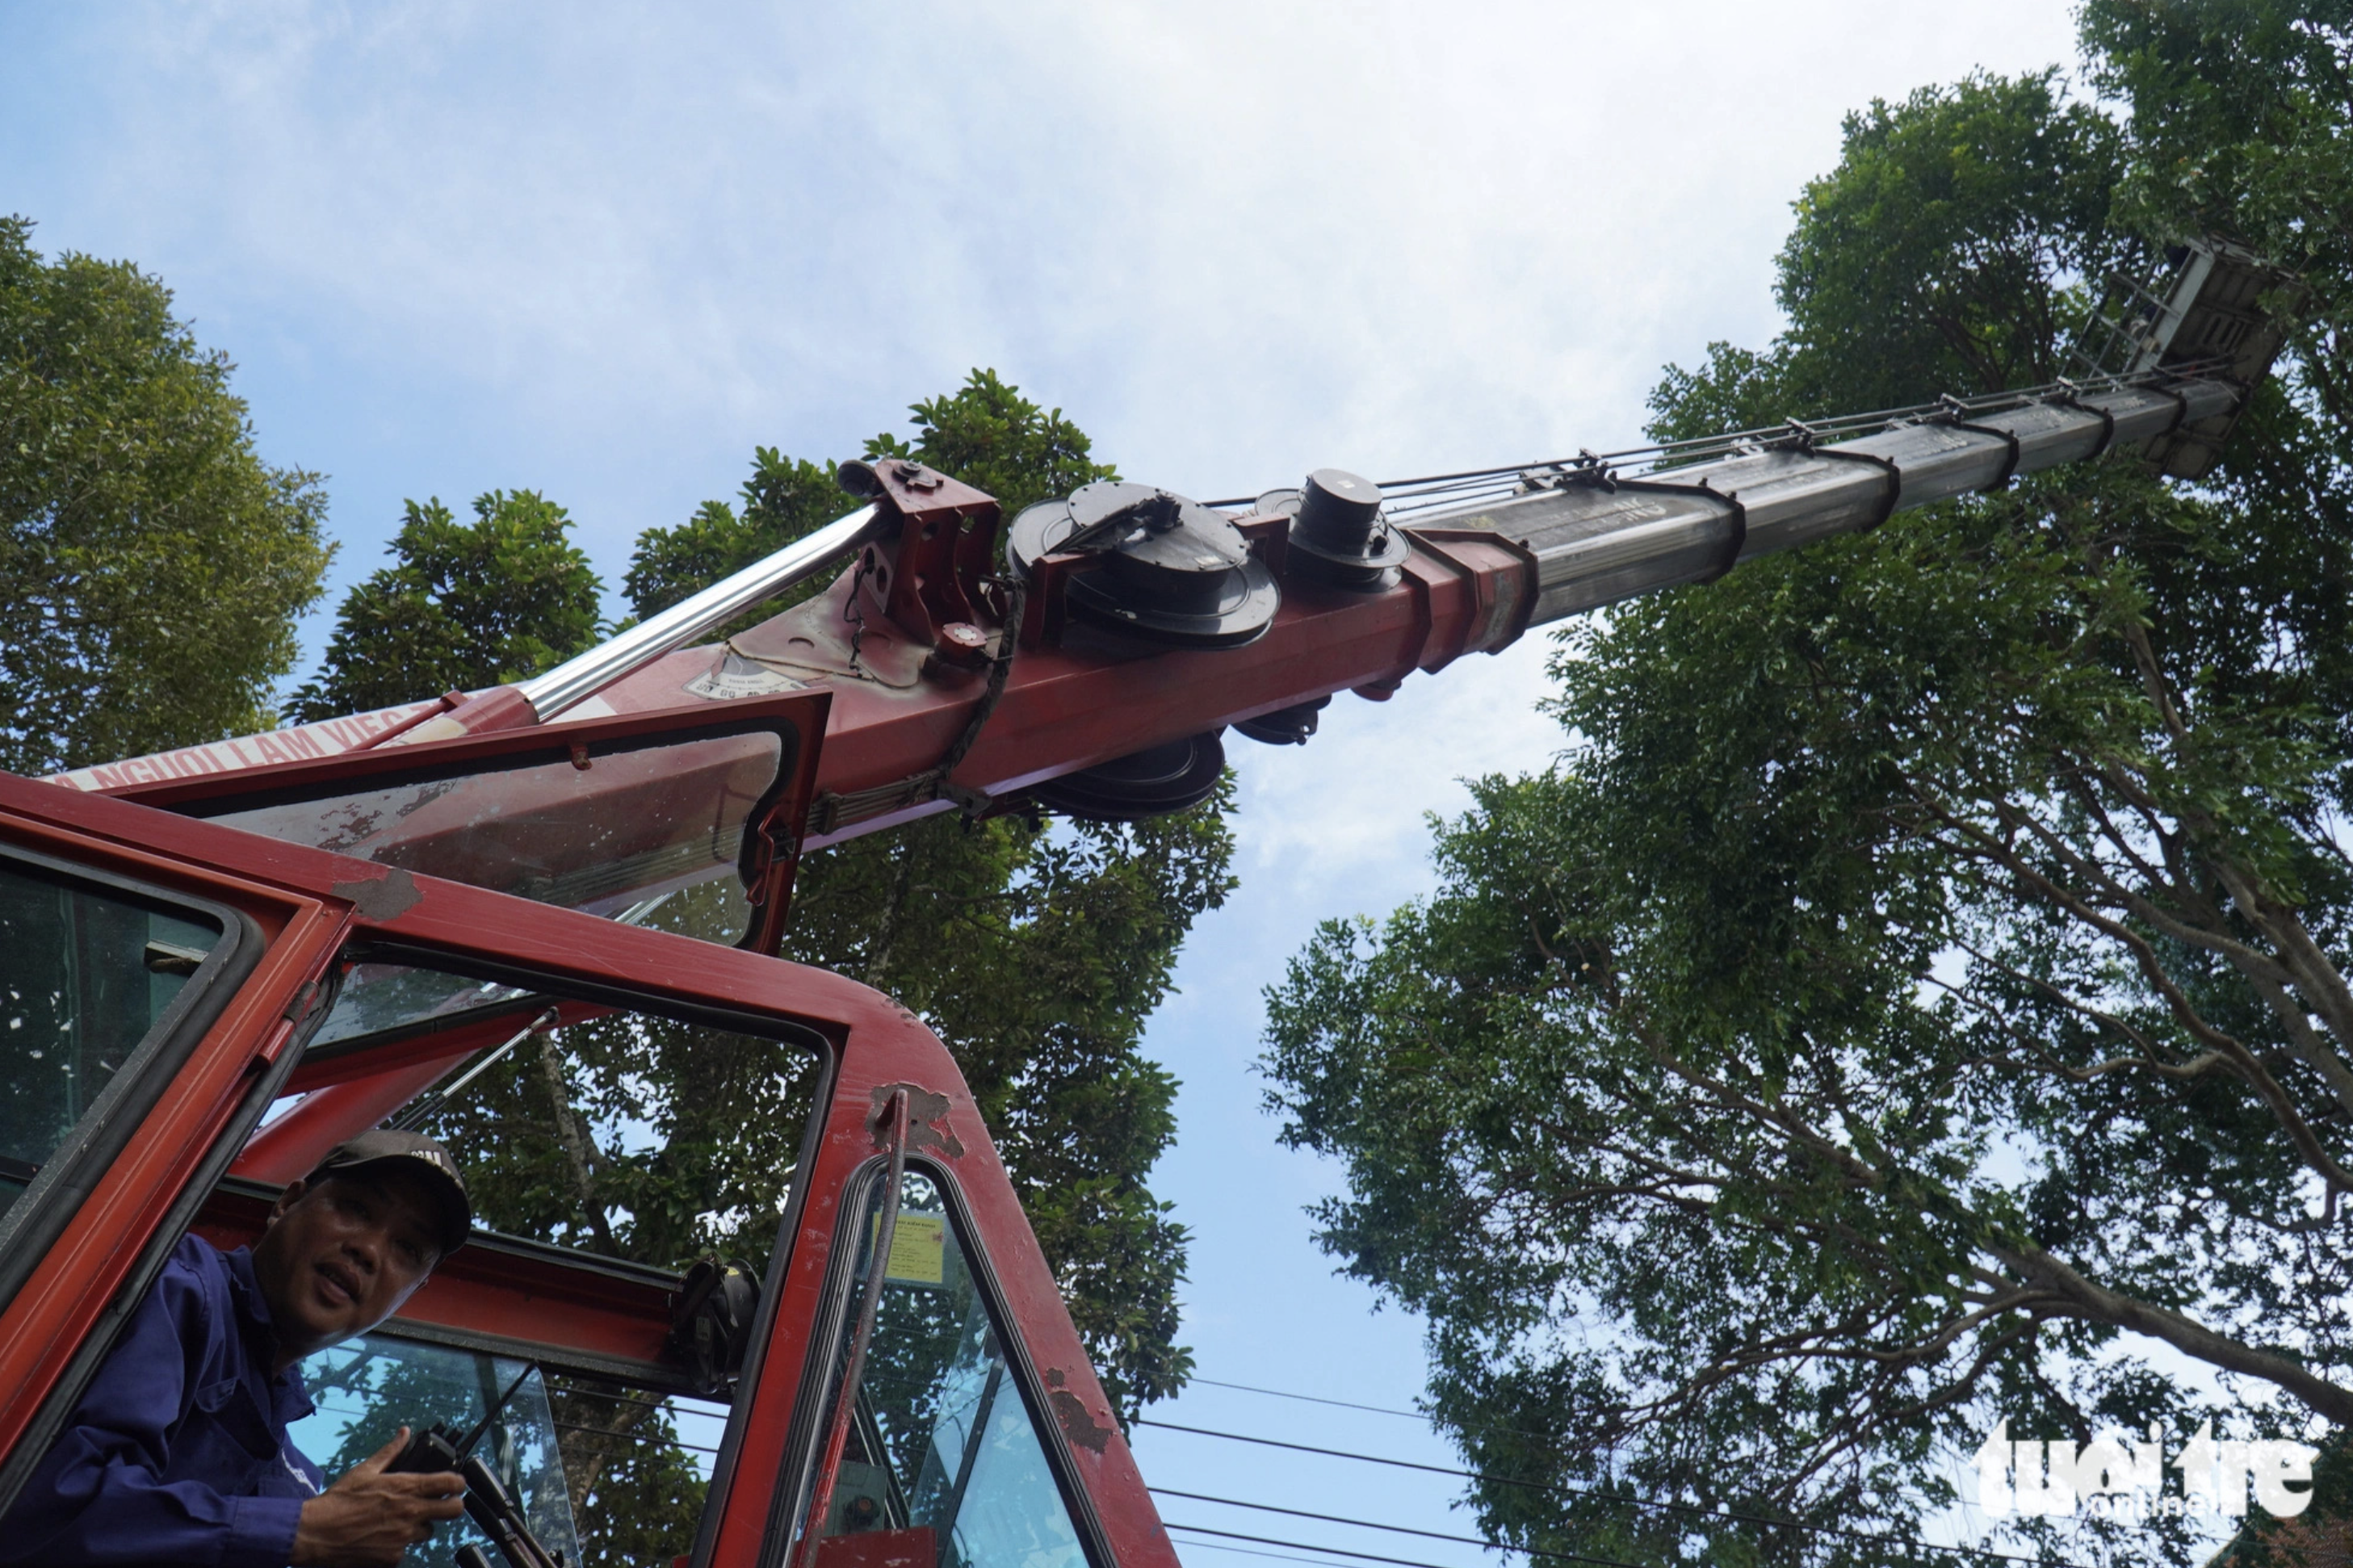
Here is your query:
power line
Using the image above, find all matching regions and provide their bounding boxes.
[1188,1378,1449,1426]
[1139,1419,2074,1568]
[1152,1487,1638,1568]
[552,1385,729,1412]
[1164,1521,1625,1568]
[1172,1540,1411,1568]
[550,1419,720,1456]
[1182,1378,1635,1467]
[1181,1375,1952,1514]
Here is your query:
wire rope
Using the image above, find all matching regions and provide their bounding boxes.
[1200,358,2232,518]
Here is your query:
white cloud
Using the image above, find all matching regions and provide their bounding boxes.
[16,0,2085,557]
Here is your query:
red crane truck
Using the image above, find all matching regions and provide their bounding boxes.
[0,241,2298,1568]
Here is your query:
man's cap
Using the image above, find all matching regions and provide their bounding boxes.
[312,1129,472,1255]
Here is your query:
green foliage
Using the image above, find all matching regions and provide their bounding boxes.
[865,367,1118,517]
[1646,72,2128,452]
[1266,27,2353,1568]
[287,489,602,721]
[0,215,331,774]
[1776,70,2129,404]
[428,1004,820,1265]
[415,970,820,1561]
[2082,0,2353,494]
[623,369,1118,632]
[556,1402,706,1568]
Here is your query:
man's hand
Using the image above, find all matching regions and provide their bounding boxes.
[292,1428,468,1568]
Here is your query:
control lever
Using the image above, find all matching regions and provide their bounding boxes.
[458,1453,564,1568]
[383,1365,568,1568]
[384,1423,465,1478]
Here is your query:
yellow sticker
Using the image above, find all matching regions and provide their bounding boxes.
[877,1212,947,1285]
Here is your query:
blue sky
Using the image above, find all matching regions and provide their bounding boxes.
[2,2,2087,1561]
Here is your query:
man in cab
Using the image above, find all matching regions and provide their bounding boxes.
[1,1130,476,1567]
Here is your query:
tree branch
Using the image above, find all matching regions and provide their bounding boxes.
[1990,1239,2353,1427]
[536,1033,618,1255]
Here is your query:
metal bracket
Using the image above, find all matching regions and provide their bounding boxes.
[807,576,1027,839]
[1767,419,1902,531]
[854,459,1005,649]
[1565,466,1749,580]
[1931,395,2025,491]
[2049,379,2119,456]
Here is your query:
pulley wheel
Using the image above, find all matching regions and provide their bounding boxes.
[1233,696,1331,747]
[1009,483,1279,648]
[1030,732,1227,822]
[1256,467,1408,589]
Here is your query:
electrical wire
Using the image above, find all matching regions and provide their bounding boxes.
[1170,1540,1411,1568]
[1164,1521,1632,1568]
[552,1386,731,1411]
[1181,1375,1959,1517]
[1138,1419,2078,1568]
[1152,1488,1641,1566]
[550,1419,720,1456]
[1182,1377,1596,1460]
[1187,1378,1445,1425]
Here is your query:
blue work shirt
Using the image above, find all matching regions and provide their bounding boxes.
[0,1234,326,1567]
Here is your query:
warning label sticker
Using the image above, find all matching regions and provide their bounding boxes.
[686,651,807,700]
[876,1212,948,1285]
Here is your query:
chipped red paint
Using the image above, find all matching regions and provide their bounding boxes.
[0,788,345,1467]
[44,698,443,792]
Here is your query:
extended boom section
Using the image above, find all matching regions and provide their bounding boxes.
[1404,372,2238,627]
[58,239,2296,948]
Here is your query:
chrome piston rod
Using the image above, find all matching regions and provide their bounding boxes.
[516,502,886,722]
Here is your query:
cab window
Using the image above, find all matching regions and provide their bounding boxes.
[292,1333,580,1568]
[0,848,245,1264]
[802,1168,1092,1568]
[266,959,827,1564]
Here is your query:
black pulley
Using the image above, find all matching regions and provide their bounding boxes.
[1030,732,1227,822]
[1256,468,1409,589]
[1233,696,1331,747]
[1009,482,1279,648]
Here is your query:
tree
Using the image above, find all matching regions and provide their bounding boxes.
[0,215,331,774]
[1264,34,2353,1568]
[422,371,1226,1566]
[287,489,603,721]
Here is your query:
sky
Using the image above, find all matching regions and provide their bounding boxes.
[2,2,2098,1562]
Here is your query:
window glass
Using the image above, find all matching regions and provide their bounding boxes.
[314,964,827,1564]
[0,856,224,1222]
[308,876,749,1051]
[201,728,782,945]
[308,964,531,1051]
[807,1170,1089,1568]
[290,1332,579,1568]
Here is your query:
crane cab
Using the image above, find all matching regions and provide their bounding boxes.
[0,761,1176,1568]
